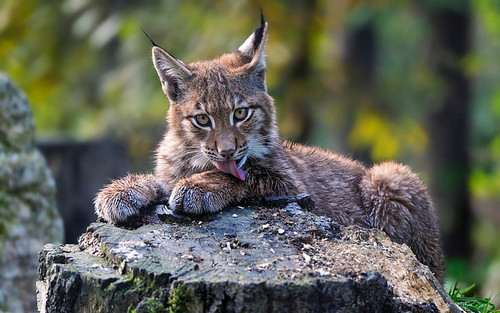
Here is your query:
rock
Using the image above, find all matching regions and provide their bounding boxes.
[37,196,462,312]
[0,73,64,313]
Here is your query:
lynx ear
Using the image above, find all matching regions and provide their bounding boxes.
[152,46,192,102]
[236,14,268,89]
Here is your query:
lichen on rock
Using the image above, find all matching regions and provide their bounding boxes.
[0,73,64,313]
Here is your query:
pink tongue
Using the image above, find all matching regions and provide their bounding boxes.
[215,160,246,180]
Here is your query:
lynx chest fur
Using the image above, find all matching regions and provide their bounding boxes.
[94,17,445,283]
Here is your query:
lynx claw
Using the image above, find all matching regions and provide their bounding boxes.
[93,174,161,225]
[94,190,143,225]
[169,184,223,215]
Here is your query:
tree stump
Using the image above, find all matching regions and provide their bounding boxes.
[37,196,461,312]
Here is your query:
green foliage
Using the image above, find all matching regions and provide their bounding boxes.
[469,0,500,201]
[167,284,193,313]
[448,282,498,313]
[348,111,427,161]
[130,298,166,313]
[2,0,499,170]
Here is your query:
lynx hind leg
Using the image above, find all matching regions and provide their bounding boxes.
[359,161,445,283]
[94,174,163,225]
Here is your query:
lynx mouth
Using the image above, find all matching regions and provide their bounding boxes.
[214,156,247,181]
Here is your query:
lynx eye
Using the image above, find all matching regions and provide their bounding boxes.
[194,114,211,127]
[233,108,249,123]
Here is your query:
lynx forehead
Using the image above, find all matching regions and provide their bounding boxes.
[95,15,445,283]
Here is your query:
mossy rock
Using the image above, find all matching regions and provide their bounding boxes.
[0,72,64,312]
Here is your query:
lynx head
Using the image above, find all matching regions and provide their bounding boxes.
[151,16,277,180]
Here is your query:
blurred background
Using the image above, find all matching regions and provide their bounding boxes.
[1,0,499,304]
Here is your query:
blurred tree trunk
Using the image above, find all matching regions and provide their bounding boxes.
[419,1,472,259]
[341,20,378,164]
[277,0,317,144]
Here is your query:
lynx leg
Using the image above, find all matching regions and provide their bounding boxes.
[359,161,445,283]
[94,174,164,225]
[169,171,247,215]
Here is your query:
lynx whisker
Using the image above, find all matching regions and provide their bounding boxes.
[247,134,272,159]
[189,153,212,171]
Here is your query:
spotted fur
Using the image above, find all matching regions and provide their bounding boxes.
[94,18,445,283]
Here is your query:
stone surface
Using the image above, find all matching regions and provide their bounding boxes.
[37,196,462,313]
[0,73,64,313]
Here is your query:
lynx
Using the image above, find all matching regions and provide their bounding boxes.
[94,16,445,283]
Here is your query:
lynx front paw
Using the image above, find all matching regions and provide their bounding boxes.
[94,188,142,224]
[168,173,246,215]
[169,184,224,215]
[94,174,161,224]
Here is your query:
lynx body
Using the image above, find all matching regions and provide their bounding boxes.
[94,18,445,282]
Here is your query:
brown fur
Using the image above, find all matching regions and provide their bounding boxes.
[94,19,445,283]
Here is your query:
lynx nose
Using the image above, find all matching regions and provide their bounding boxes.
[218,148,236,159]
[216,136,237,159]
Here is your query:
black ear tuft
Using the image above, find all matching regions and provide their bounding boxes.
[236,13,268,64]
[142,29,159,47]
[253,12,266,52]
[235,12,269,91]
